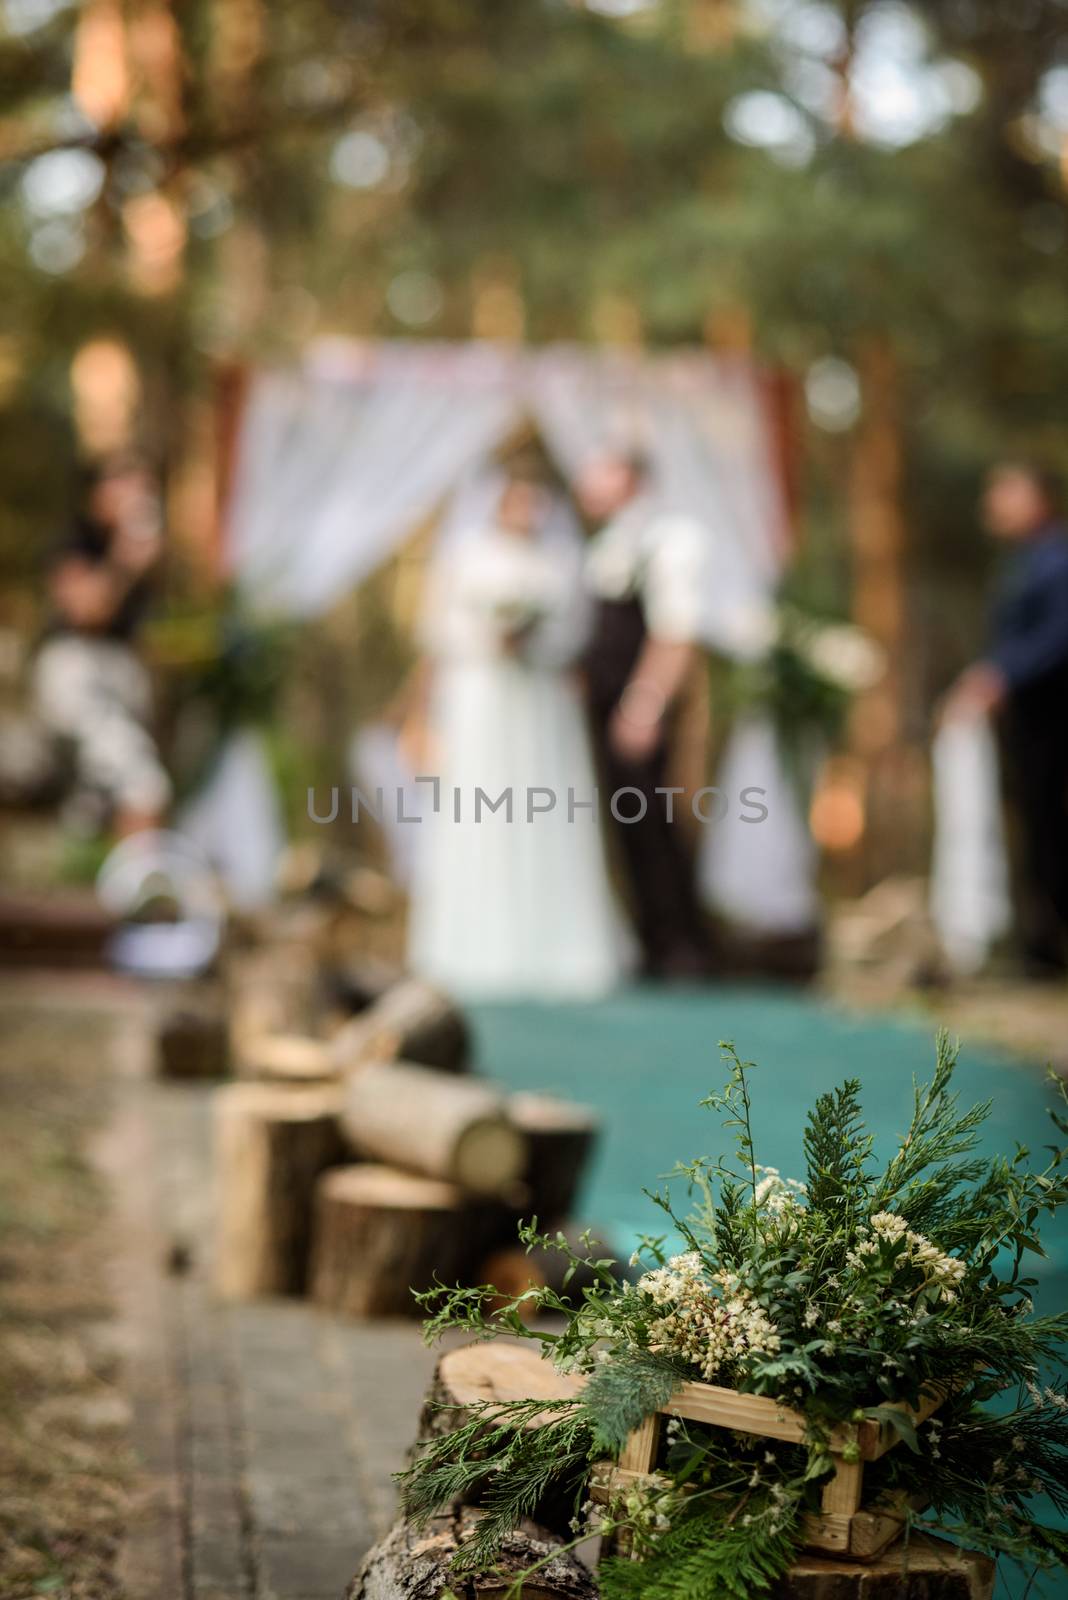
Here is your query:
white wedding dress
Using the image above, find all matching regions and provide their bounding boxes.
[407,527,625,998]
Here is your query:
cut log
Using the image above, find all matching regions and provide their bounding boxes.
[340,1060,526,1197]
[415,1340,583,1447]
[235,1031,337,1086]
[309,1164,485,1319]
[479,1227,616,1321]
[776,1534,994,1599]
[321,955,404,1018]
[156,1007,229,1079]
[213,1082,343,1299]
[331,978,470,1074]
[347,1508,597,1600]
[226,943,322,1053]
[508,1094,598,1221]
[410,1344,586,1543]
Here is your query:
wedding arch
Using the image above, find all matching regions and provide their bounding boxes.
[222,339,793,652]
[185,338,801,915]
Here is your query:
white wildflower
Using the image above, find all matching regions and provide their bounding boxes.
[639,1253,780,1382]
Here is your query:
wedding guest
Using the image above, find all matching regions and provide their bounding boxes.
[943,460,1068,977]
[578,451,711,981]
[407,462,624,997]
[33,454,170,838]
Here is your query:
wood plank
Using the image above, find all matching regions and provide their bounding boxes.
[857,1386,946,1460]
[821,1457,863,1516]
[801,1511,853,1555]
[619,1413,659,1475]
[664,1381,809,1441]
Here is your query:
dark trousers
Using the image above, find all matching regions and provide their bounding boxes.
[589,712,710,976]
[1000,688,1068,973]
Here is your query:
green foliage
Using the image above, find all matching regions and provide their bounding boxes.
[402,1036,1068,1597]
[581,1348,685,1456]
[599,1493,801,1600]
[397,1397,591,1574]
[803,1077,872,1229]
[4,0,1068,698]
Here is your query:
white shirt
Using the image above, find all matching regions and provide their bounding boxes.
[585,496,707,644]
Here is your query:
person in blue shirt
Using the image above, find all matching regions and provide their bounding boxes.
[944,460,1068,976]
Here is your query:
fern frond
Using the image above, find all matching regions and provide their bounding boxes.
[600,1498,801,1600]
[581,1348,686,1455]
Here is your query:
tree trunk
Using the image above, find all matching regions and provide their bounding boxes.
[331,978,470,1074]
[340,1061,526,1196]
[213,1082,343,1299]
[347,1508,597,1600]
[847,335,927,885]
[508,1095,598,1222]
[309,1164,489,1319]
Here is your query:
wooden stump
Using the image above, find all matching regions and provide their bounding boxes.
[340,1060,526,1196]
[226,944,322,1055]
[773,1534,994,1599]
[411,1341,585,1538]
[347,1508,597,1600]
[331,978,470,1074]
[415,1340,583,1446]
[321,955,404,1018]
[508,1094,598,1221]
[213,1083,343,1299]
[309,1165,485,1319]
[156,1007,230,1080]
[235,1031,337,1086]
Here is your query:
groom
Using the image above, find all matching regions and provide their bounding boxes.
[577,451,711,980]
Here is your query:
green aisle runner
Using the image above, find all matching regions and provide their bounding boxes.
[471,986,1067,1303]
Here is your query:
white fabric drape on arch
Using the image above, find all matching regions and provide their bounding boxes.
[225,341,788,654]
[697,715,821,936]
[929,717,1011,974]
[203,339,795,913]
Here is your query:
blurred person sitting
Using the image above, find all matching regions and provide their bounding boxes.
[942,460,1068,978]
[577,451,711,982]
[32,454,171,840]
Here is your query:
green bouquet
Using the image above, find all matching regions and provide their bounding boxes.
[400,1036,1068,1598]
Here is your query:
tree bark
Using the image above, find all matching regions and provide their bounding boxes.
[508,1095,599,1222]
[340,1061,526,1196]
[331,979,471,1075]
[212,1082,343,1299]
[309,1164,489,1319]
[347,1507,596,1600]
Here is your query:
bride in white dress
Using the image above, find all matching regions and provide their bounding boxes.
[407,468,625,998]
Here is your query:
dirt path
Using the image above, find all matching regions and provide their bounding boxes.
[0,976,441,1600]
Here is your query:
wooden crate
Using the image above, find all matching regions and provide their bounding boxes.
[591,1379,944,1562]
